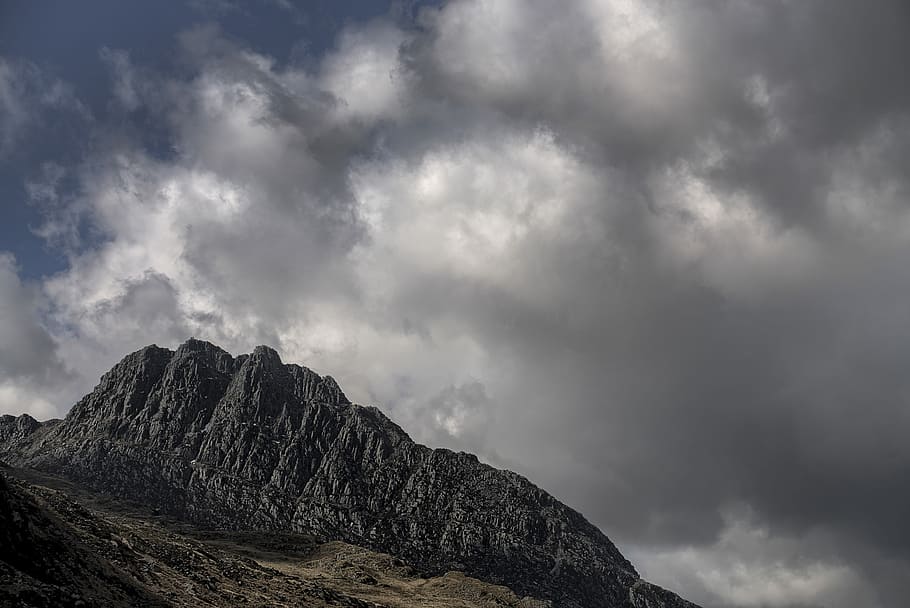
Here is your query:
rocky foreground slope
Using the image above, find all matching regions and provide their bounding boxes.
[0,465,551,607]
[0,339,696,608]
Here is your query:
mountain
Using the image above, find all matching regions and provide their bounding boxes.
[0,338,697,608]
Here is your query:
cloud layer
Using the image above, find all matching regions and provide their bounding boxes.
[3,2,910,606]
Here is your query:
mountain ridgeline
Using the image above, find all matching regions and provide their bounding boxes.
[0,339,696,608]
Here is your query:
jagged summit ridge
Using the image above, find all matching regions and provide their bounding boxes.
[0,339,697,608]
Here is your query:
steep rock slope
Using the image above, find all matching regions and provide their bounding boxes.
[1,339,696,608]
[0,468,168,607]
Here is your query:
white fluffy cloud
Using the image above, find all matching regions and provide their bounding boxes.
[319,21,412,123]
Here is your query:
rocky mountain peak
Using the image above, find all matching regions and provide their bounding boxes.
[0,340,697,608]
[250,343,282,361]
[174,337,233,366]
[0,414,41,451]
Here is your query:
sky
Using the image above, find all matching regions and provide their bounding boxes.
[1,1,909,606]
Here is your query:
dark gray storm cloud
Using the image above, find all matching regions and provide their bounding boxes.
[2,1,910,606]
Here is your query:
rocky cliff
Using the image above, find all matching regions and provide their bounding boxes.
[0,338,696,608]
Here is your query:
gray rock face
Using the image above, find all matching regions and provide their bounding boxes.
[0,339,698,608]
[0,413,59,456]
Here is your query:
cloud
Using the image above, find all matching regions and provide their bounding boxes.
[0,254,71,418]
[318,21,412,123]
[0,58,88,158]
[99,48,141,112]
[629,506,881,608]
[0,255,58,380]
[4,2,910,606]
